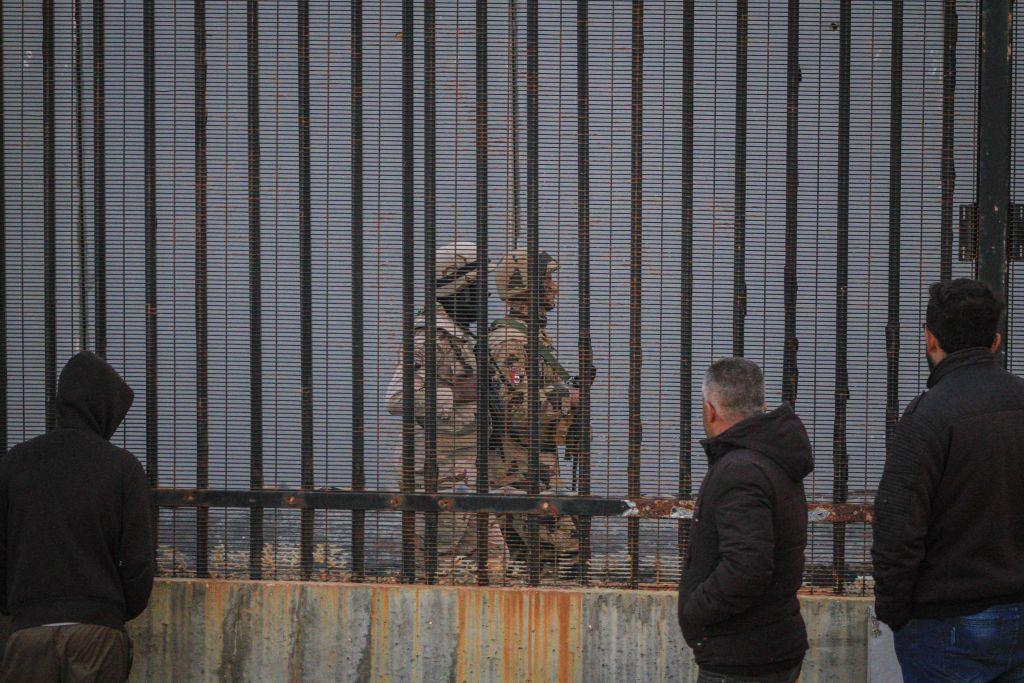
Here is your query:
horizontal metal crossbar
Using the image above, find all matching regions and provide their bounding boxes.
[153,488,872,524]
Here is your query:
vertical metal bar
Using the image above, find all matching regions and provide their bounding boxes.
[94,0,107,356]
[679,0,694,570]
[576,0,592,585]
[143,0,159,543]
[423,0,439,585]
[73,0,87,347]
[628,0,643,591]
[0,0,6,451]
[247,0,264,580]
[400,0,417,584]
[781,0,799,406]
[475,0,491,587]
[526,0,540,587]
[194,0,210,579]
[832,0,851,595]
[886,0,903,456]
[733,0,748,358]
[351,0,366,582]
[297,0,314,582]
[296,0,311,581]
[43,0,56,431]
[940,0,957,282]
[977,0,1012,363]
[509,0,522,249]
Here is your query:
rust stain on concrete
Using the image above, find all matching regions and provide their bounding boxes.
[369,584,391,678]
[455,586,470,681]
[556,591,574,683]
[500,589,522,682]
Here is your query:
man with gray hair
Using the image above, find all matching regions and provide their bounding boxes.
[678,358,813,682]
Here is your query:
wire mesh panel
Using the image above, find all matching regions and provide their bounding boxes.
[1,0,1020,593]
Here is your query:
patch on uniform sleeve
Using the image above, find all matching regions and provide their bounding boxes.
[503,360,525,387]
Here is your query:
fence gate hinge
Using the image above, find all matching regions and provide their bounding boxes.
[958,203,1024,262]
[1012,204,1024,261]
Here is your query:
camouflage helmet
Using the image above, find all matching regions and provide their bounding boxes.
[435,242,481,298]
[495,249,558,303]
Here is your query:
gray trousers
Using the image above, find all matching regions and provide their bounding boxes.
[0,624,131,683]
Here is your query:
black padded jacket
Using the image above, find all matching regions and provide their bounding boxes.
[678,404,812,676]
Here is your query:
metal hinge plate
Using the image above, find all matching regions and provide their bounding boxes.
[958,203,1024,262]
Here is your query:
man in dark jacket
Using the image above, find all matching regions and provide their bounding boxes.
[873,279,1024,681]
[678,358,812,683]
[0,352,155,682]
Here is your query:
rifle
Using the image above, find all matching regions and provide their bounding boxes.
[485,355,509,477]
[565,362,597,492]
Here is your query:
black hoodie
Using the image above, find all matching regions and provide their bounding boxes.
[0,351,155,632]
[677,404,813,676]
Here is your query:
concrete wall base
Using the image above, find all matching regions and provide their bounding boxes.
[128,579,898,682]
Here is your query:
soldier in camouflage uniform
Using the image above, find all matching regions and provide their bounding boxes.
[387,243,506,577]
[489,249,581,577]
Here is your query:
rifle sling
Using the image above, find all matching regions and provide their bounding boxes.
[493,318,572,383]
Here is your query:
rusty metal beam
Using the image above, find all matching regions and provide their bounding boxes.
[400,0,416,585]
[153,489,873,524]
[350,0,366,583]
[475,0,491,587]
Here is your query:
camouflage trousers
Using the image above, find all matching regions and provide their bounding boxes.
[413,454,508,581]
[494,450,580,579]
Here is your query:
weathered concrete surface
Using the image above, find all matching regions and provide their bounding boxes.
[867,615,902,683]
[129,579,882,682]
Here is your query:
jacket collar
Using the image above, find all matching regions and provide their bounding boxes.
[927,347,998,388]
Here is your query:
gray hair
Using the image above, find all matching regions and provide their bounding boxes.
[702,357,765,422]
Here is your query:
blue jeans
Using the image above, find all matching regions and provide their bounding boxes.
[894,603,1024,682]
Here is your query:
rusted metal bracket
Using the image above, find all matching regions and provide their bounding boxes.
[1011,203,1024,261]
[154,488,873,524]
[958,203,1024,262]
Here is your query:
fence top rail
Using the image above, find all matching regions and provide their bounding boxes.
[153,488,872,524]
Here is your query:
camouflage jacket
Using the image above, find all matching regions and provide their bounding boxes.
[386,305,479,484]
[488,314,574,466]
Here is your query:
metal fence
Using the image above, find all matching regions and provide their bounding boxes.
[1,0,1020,593]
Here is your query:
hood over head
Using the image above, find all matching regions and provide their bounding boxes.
[701,403,813,482]
[54,351,134,440]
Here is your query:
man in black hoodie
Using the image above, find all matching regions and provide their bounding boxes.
[873,279,1024,682]
[678,358,812,682]
[0,352,154,682]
